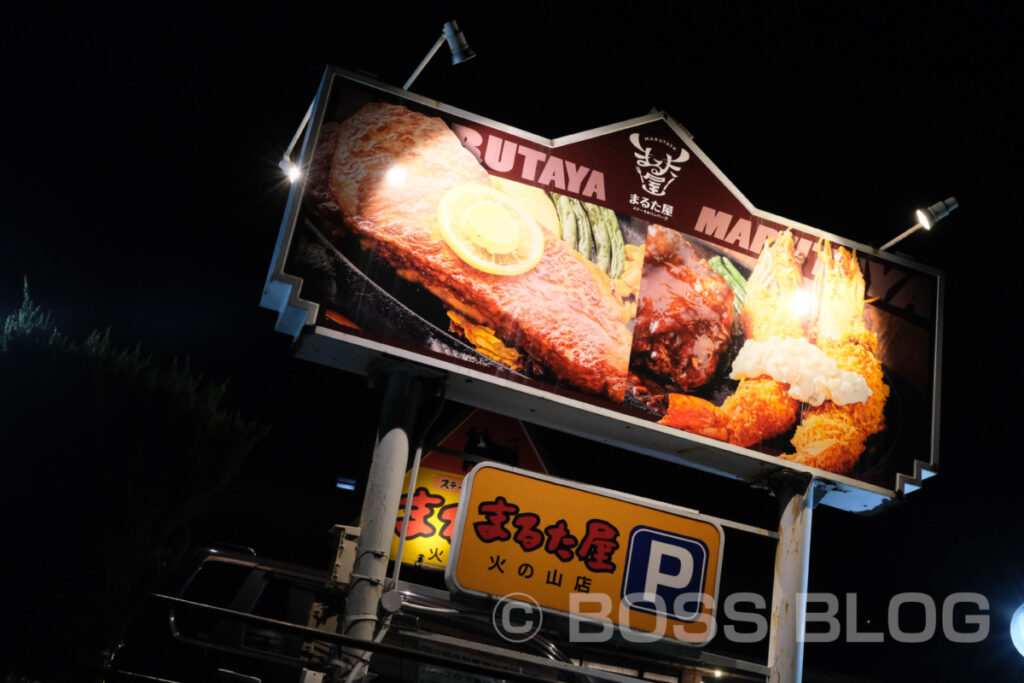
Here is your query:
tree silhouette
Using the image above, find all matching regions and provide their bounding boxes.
[0,281,266,680]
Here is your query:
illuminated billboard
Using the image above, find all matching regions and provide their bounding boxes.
[262,67,942,511]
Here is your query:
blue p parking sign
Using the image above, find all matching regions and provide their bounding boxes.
[621,526,710,622]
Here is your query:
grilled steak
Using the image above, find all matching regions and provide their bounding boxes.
[323,102,631,401]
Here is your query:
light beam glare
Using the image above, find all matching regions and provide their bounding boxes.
[790,290,815,320]
[385,164,407,187]
[278,158,301,183]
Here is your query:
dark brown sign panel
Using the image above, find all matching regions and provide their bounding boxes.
[263,68,942,510]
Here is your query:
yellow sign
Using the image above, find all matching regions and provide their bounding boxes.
[447,464,723,644]
[390,466,464,569]
[389,408,549,569]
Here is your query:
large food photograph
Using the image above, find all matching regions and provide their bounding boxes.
[298,100,640,402]
[636,231,889,475]
[286,83,931,486]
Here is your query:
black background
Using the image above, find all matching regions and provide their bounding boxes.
[2,2,1022,681]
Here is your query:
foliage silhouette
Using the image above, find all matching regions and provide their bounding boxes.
[0,281,266,680]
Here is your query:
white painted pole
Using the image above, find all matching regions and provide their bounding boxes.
[767,476,815,683]
[342,371,423,677]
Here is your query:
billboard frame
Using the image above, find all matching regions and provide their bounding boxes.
[261,66,944,512]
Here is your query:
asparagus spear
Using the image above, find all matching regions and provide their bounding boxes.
[583,202,624,277]
[571,198,594,261]
[708,255,748,316]
[555,195,578,250]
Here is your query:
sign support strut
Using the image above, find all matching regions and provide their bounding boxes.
[767,473,821,683]
[341,370,425,678]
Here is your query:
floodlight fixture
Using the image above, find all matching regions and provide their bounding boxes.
[916,197,959,230]
[403,20,476,90]
[279,100,314,182]
[880,196,958,251]
[278,158,301,183]
[279,20,474,180]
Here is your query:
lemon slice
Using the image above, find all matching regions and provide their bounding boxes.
[438,183,544,276]
[462,202,521,254]
[489,176,561,235]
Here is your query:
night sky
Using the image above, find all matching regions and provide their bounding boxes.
[2,3,1022,681]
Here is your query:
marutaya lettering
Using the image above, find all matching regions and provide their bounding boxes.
[693,205,934,320]
[693,205,812,258]
[452,124,606,201]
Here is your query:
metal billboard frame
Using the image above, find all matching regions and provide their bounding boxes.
[261,66,943,512]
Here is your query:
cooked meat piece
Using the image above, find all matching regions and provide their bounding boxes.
[325,102,631,401]
[631,225,734,390]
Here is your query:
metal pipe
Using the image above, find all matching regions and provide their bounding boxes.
[150,594,559,683]
[342,370,424,674]
[390,444,424,586]
[389,384,444,589]
[403,34,446,90]
[767,475,815,683]
[283,100,315,161]
[879,221,925,251]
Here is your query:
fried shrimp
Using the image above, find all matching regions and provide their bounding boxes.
[662,377,800,447]
[659,231,805,444]
[781,241,889,474]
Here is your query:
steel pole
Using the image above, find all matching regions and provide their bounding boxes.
[879,222,924,251]
[403,34,446,90]
[767,475,815,683]
[342,370,424,676]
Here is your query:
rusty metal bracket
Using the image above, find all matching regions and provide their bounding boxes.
[765,470,813,521]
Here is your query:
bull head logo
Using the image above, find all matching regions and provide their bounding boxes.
[630,133,690,197]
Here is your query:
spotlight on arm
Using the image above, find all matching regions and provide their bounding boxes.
[915,197,959,230]
[278,100,315,183]
[403,20,476,90]
[880,196,958,251]
[278,20,475,180]
[278,157,301,183]
[443,20,476,65]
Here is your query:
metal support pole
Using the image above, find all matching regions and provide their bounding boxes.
[341,370,424,677]
[767,474,816,683]
[403,34,446,90]
[390,443,424,587]
[879,222,924,251]
[284,100,315,162]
